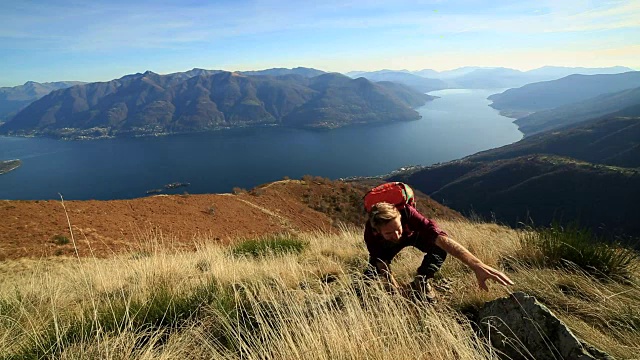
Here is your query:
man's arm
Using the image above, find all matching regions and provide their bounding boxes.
[434,235,514,290]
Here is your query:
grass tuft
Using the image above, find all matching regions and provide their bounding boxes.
[230,234,307,257]
[518,223,639,280]
[51,235,70,245]
[7,279,233,359]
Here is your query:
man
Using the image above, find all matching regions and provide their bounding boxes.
[365,202,513,301]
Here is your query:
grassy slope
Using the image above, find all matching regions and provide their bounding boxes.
[1,219,638,359]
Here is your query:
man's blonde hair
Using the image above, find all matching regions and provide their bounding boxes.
[368,202,400,230]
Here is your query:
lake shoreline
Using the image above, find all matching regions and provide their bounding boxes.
[0,106,430,141]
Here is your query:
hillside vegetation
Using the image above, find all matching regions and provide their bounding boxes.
[1,216,638,359]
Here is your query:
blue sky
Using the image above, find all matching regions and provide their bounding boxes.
[1,0,639,87]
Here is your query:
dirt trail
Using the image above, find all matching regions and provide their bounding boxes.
[233,197,297,234]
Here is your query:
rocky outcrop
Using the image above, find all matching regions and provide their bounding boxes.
[477,292,614,360]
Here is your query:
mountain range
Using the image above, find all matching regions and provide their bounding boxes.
[0,70,433,139]
[347,66,634,90]
[0,68,322,125]
[4,65,634,131]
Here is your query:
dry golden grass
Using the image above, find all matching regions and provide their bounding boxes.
[0,219,638,359]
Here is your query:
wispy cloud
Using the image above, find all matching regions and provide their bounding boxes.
[558,1,640,31]
[1,0,638,51]
[0,0,637,86]
[410,1,640,35]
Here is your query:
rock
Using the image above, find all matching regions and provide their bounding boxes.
[477,292,614,360]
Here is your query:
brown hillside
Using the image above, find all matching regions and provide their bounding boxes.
[0,178,463,260]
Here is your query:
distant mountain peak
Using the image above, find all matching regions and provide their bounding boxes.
[0,80,87,121]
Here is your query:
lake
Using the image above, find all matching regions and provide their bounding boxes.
[0,89,523,200]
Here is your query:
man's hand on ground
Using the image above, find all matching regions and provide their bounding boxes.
[472,263,514,291]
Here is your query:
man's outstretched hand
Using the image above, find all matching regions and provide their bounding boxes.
[434,235,514,291]
[472,263,514,291]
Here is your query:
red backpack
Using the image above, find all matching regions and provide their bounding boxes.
[363,182,416,213]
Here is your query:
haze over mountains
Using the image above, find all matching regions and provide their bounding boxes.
[238,67,325,78]
[344,71,447,93]
[347,66,633,90]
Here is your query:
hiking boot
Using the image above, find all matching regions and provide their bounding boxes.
[409,276,437,303]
